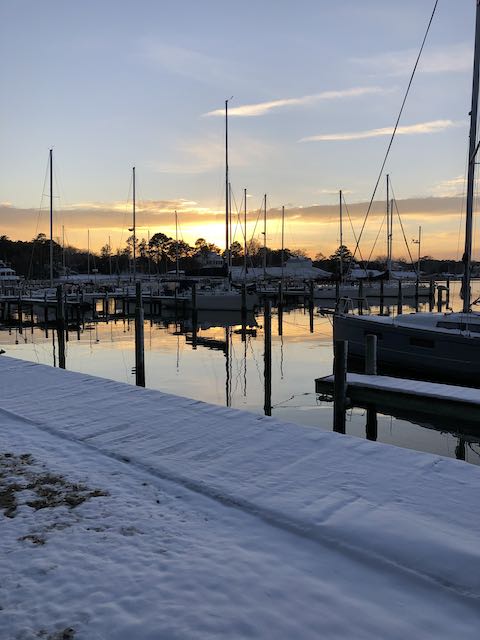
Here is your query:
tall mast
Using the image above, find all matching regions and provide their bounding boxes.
[386,174,392,273]
[49,149,53,287]
[87,229,90,277]
[243,188,247,278]
[462,0,480,313]
[132,166,136,283]
[62,225,65,272]
[225,98,232,263]
[339,189,343,280]
[281,205,285,284]
[228,182,233,270]
[263,193,267,279]
[175,210,179,277]
[109,234,112,276]
[390,198,394,273]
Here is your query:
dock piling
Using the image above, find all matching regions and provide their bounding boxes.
[365,334,378,441]
[134,282,146,387]
[333,339,348,433]
[264,300,272,416]
[56,285,66,369]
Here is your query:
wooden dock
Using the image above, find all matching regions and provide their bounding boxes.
[315,372,480,426]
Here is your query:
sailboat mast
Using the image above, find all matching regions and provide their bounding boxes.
[463,1,480,313]
[243,188,247,278]
[263,194,267,279]
[386,174,392,273]
[225,99,230,262]
[87,229,90,277]
[62,225,65,272]
[49,149,53,287]
[281,205,285,283]
[132,166,136,283]
[339,189,343,280]
[175,210,179,277]
[228,182,233,270]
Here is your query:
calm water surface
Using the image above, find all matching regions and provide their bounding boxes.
[2,280,479,465]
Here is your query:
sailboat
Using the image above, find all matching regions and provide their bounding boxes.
[314,184,431,300]
[333,0,480,382]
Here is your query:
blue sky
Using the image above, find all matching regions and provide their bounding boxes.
[0,0,476,258]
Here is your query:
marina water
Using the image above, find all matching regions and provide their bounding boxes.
[2,280,479,465]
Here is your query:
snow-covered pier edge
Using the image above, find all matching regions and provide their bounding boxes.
[1,354,480,639]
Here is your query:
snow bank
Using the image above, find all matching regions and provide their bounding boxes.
[1,356,480,638]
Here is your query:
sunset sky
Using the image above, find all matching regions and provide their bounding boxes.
[0,0,477,260]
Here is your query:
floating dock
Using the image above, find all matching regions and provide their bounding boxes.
[315,372,480,425]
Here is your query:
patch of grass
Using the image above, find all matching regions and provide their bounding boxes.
[0,453,108,518]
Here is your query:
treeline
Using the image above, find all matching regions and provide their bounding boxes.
[0,233,302,279]
[0,233,470,279]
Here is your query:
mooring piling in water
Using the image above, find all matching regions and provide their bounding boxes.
[308,280,314,333]
[365,334,378,441]
[333,339,348,434]
[134,282,145,387]
[263,299,272,416]
[397,280,403,315]
[56,285,66,369]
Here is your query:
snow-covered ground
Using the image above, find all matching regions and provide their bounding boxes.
[1,356,480,639]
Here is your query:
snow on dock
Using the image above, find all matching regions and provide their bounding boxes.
[315,373,480,422]
[1,356,480,639]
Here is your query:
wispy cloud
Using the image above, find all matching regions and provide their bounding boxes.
[351,43,471,77]
[140,41,228,84]
[432,175,466,198]
[147,135,272,174]
[203,86,386,117]
[300,119,463,142]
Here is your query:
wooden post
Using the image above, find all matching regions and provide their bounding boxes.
[397,280,403,315]
[64,292,69,343]
[18,296,23,334]
[446,277,450,307]
[335,279,340,303]
[309,280,314,333]
[191,283,197,343]
[437,286,443,313]
[135,282,146,387]
[365,334,377,375]
[56,285,66,369]
[264,299,272,416]
[76,304,81,340]
[415,278,419,311]
[333,339,348,433]
[380,279,384,315]
[358,279,364,315]
[429,278,435,311]
[365,334,378,441]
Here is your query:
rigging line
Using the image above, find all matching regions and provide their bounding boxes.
[351,0,439,262]
[28,154,51,281]
[342,194,365,265]
[366,212,387,265]
[389,181,417,270]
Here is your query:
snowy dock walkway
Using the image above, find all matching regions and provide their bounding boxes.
[1,356,480,638]
[315,372,480,424]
